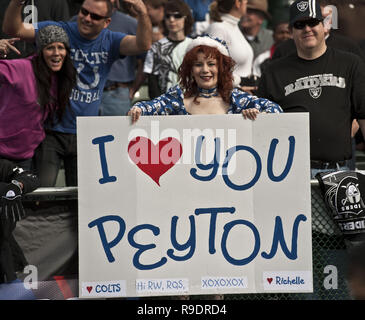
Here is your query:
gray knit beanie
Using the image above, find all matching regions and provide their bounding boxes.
[36,25,70,52]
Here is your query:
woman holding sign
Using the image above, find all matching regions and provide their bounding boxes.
[128,34,282,122]
[128,34,282,300]
[0,26,76,171]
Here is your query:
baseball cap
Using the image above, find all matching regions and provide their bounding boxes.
[289,0,323,26]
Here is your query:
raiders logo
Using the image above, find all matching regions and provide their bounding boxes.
[297,1,309,12]
[336,176,365,216]
[316,171,365,235]
[309,87,322,99]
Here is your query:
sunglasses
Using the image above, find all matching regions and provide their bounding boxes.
[293,19,321,30]
[164,13,184,20]
[80,7,110,21]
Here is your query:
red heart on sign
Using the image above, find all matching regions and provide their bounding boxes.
[128,136,183,186]
[87,286,93,293]
[267,278,273,284]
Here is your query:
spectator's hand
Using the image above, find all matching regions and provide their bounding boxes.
[0,38,21,58]
[0,181,25,222]
[242,108,260,120]
[123,0,148,16]
[128,106,142,124]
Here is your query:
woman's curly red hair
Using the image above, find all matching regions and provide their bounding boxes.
[178,45,235,104]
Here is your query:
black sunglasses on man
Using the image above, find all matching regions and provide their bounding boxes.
[293,18,322,30]
[80,7,110,21]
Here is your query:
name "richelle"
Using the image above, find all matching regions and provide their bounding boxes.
[275,276,305,285]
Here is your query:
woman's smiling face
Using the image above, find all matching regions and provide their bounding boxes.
[42,42,66,72]
[191,52,218,90]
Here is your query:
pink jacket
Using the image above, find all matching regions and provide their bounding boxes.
[0,56,57,160]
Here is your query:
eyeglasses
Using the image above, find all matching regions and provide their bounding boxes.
[80,7,109,21]
[293,19,321,30]
[164,12,184,20]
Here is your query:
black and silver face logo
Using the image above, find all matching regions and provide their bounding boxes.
[309,87,322,99]
[336,177,364,216]
[297,1,309,12]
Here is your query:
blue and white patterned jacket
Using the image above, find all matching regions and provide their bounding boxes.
[133,85,282,115]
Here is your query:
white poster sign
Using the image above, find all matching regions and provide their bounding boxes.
[77,114,312,298]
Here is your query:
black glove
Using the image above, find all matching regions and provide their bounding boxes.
[0,181,26,222]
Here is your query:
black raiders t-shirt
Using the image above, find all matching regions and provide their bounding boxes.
[257,47,365,162]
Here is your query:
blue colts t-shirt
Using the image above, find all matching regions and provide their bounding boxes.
[36,21,126,134]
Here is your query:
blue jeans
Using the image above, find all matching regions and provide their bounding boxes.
[99,87,131,116]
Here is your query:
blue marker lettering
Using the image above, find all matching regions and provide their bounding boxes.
[222,145,262,191]
[167,215,196,261]
[128,224,167,270]
[195,207,235,254]
[190,136,220,181]
[92,135,117,184]
[267,136,295,182]
[261,214,307,260]
[221,219,260,265]
[88,215,126,263]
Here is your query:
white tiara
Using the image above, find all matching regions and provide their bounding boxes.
[186,34,230,57]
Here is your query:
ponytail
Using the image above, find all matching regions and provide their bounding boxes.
[209,0,237,22]
[209,1,222,22]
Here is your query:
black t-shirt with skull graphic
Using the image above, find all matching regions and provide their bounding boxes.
[257,47,365,162]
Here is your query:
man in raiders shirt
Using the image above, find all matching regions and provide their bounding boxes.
[272,0,365,62]
[257,0,365,178]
